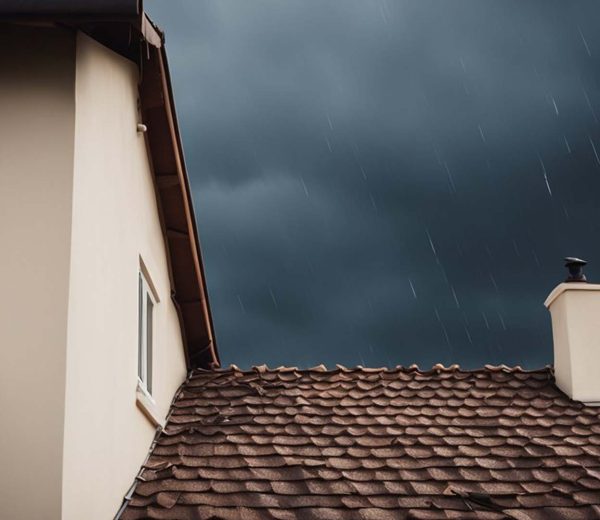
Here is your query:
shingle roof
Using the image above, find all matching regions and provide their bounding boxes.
[121,365,600,520]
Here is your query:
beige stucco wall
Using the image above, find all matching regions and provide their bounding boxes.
[61,33,188,520]
[0,27,187,520]
[0,26,76,520]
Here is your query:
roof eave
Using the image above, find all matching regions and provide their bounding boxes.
[139,44,220,369]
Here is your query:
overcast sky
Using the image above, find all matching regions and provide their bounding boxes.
[147,0,600,369]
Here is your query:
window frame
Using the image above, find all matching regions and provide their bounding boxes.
[138,270,156,397]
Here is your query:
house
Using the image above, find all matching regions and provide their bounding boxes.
[0,2,218,519]
[2,3,600,520]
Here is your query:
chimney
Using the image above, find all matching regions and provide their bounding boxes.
[545,257,600,404]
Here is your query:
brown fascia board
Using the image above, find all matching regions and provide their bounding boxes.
[158,48,220,369]
[139,44,220,370]
[1,6,220,370]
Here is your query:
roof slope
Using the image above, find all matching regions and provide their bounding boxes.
[121,365,600,520]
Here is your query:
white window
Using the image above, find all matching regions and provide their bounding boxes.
[138,271,155,395]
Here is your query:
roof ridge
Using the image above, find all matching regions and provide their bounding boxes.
[191,363,553,375]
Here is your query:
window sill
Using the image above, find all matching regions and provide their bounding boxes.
[136,383,164,428]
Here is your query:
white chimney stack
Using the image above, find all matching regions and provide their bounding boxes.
[545,257,600,405]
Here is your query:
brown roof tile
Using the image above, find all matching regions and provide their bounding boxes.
[120,365,600,520]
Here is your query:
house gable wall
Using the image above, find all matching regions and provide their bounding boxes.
[61,32,188,520]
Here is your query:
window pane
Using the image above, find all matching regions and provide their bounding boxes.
[146,295,153,394]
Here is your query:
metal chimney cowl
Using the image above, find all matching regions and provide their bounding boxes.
[545,258,600,405]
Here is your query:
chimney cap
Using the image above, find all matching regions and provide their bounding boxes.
[564,257,587,283]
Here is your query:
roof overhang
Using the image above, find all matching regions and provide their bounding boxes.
[0,0,142,17]
[1,1,220,370]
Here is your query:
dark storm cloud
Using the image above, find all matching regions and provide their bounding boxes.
[147,0,600,368]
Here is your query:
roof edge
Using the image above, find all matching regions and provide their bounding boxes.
[0,0,142,17]
[191,363,553,375]
[150,46,220,368]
